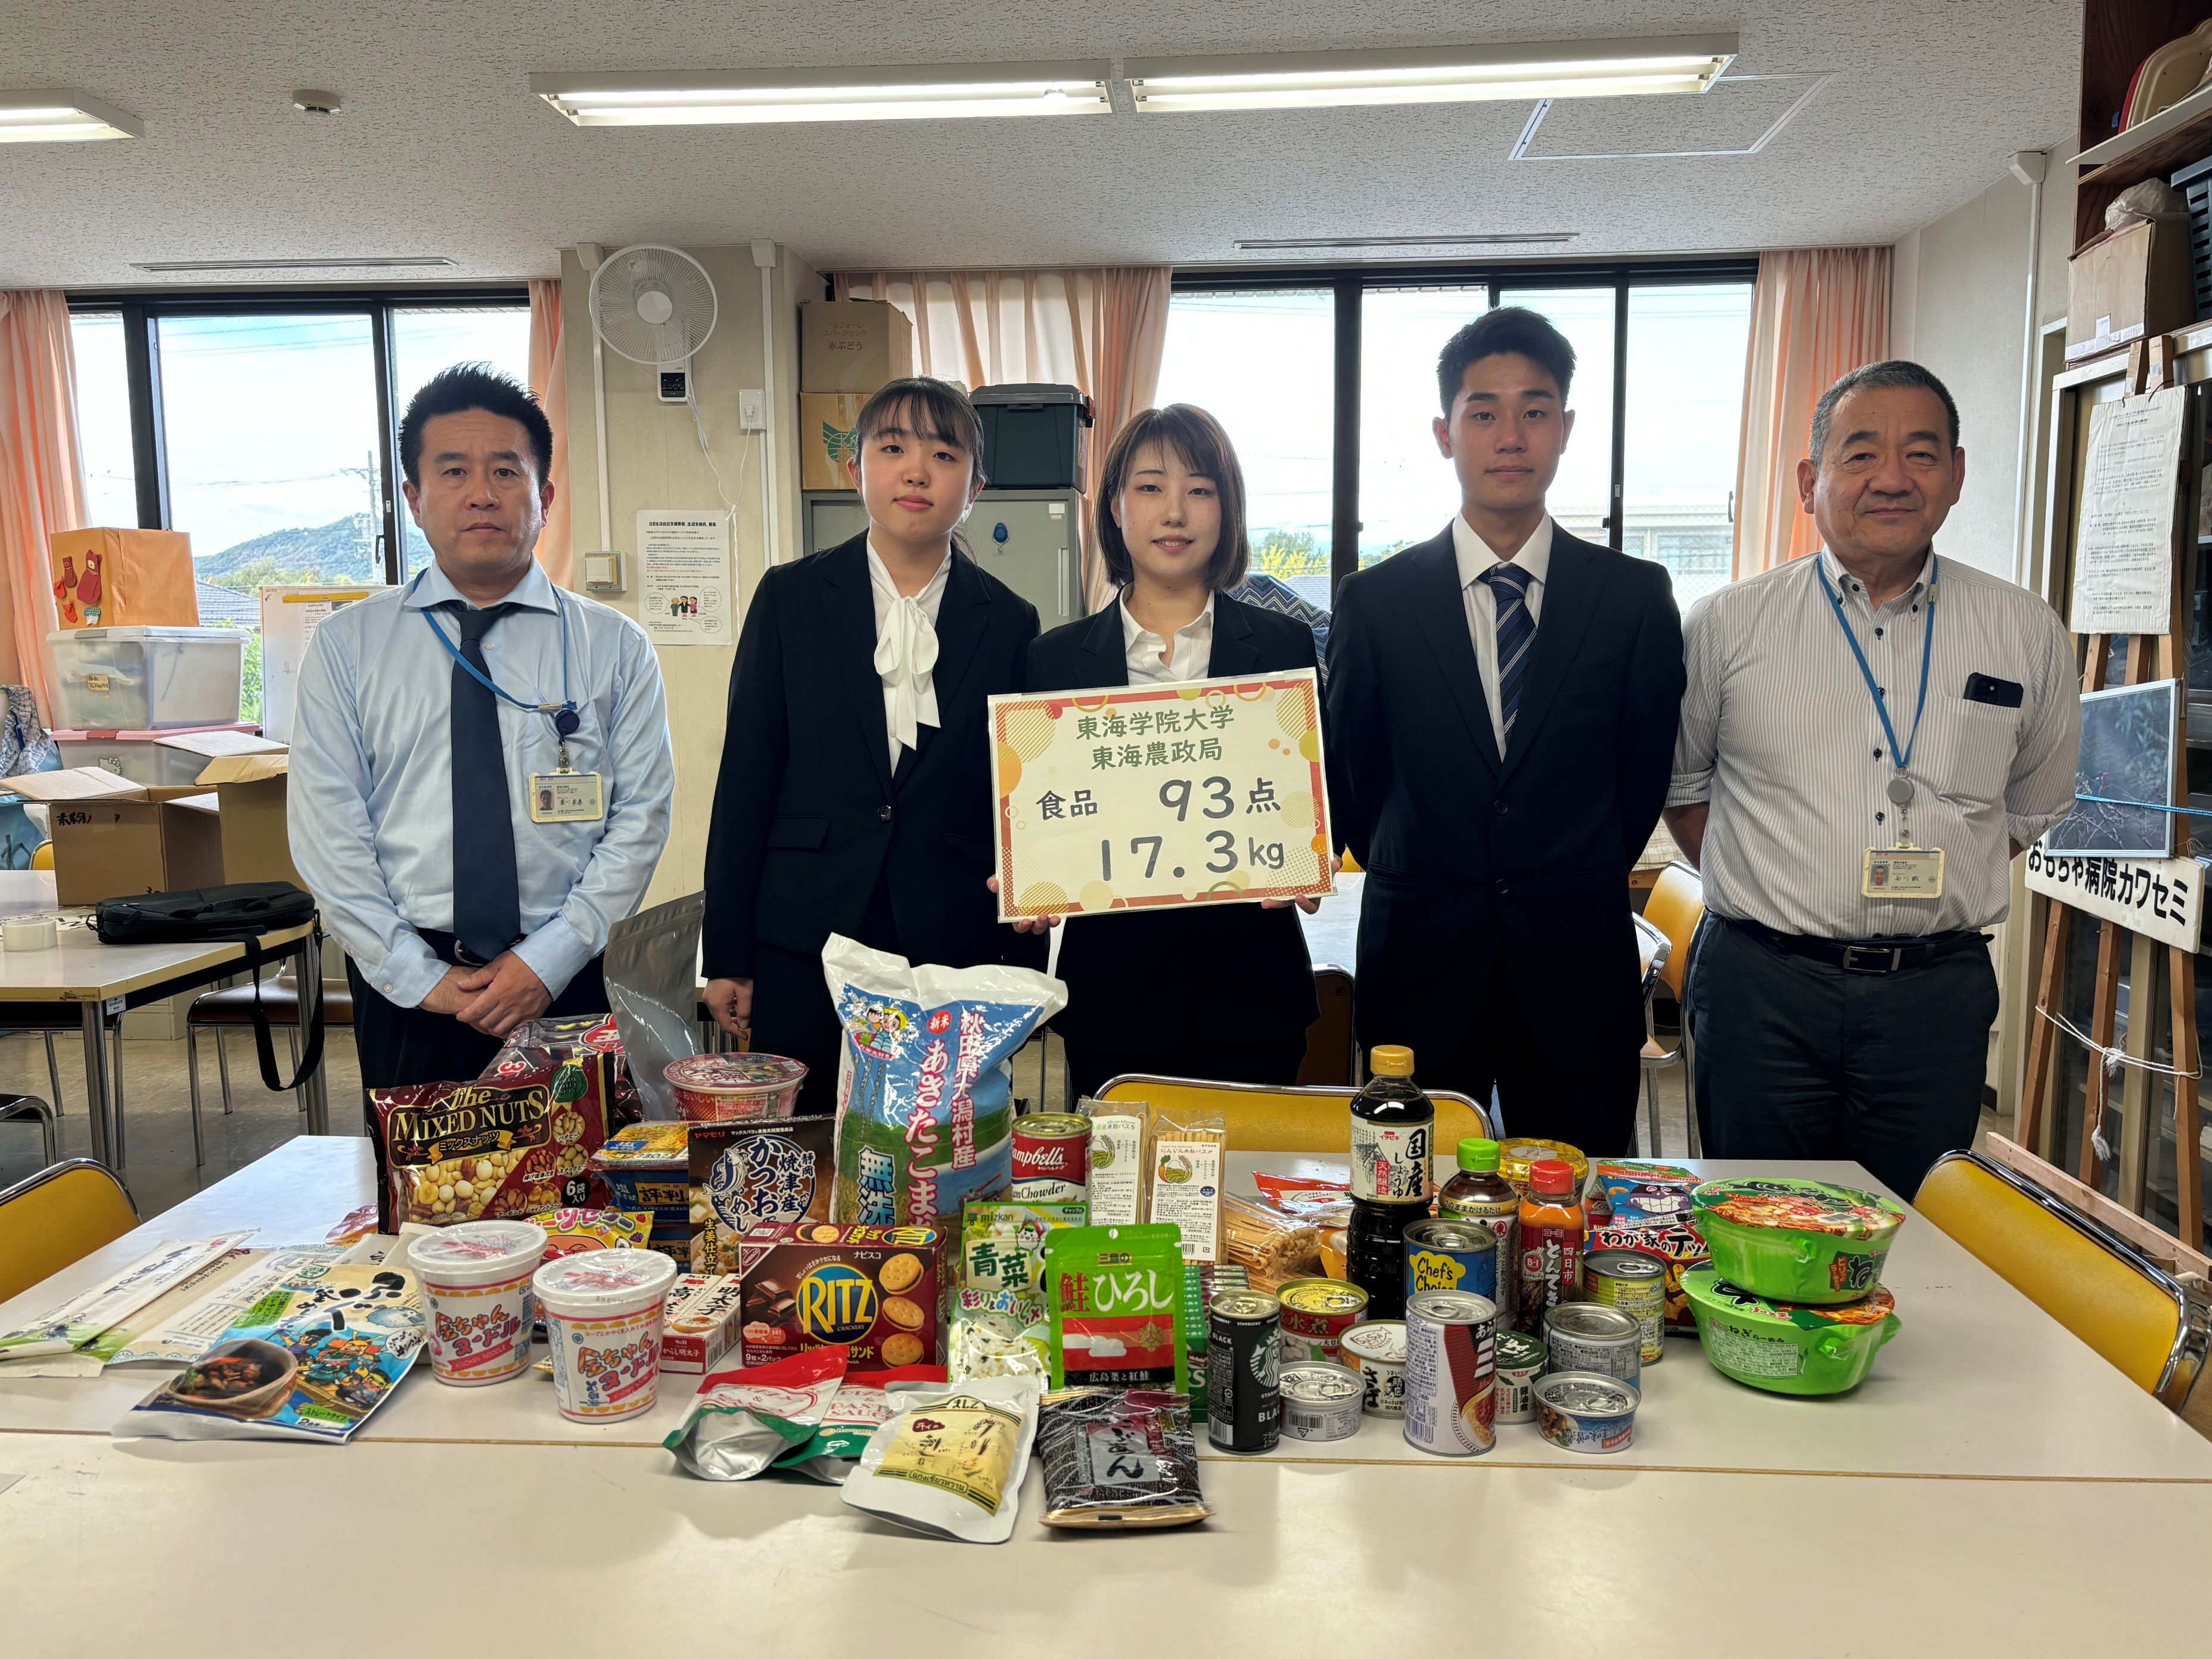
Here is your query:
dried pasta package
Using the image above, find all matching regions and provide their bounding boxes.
[839,1375,1043,1544]
[1222,1194,1324,1293]
[1075,1097,1148,1225]
[822,936,1066,1228]
[1146,1110,1228,1265]
[1038,1388,1209,1529]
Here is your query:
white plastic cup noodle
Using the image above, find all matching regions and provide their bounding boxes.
[533,1247,681,1422]
[408,1220,549,1388]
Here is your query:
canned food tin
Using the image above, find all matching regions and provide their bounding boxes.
[1583,1248,1667,1363]
[1403,1218,1499,1303]
[1493,1329,1547,1424]
[1543,1301,1642,1384]
[1500,1139,1589,1195]
[1533,1371,1639,1455]
[1338,1319,1408,1416]
[1010,1113,1091,1202]
[1279,1361,1365,1441]
[1402,1290,1498,1456]
[1207,1290,1282,1455]
[1278,1277,1369,1361]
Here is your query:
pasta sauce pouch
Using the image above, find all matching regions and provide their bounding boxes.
[822,936,1066,1229]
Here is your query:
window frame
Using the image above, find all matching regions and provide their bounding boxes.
[68,287,529,586]
[1167,256,1758,598]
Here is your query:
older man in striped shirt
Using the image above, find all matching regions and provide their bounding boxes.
[1662,361,2079,1199]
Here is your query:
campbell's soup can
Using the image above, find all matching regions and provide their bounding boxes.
[1403,1218,1499,1304]
[1402,1290,1498,1456]
[1010,1114,1091,1202]
[1278,1278,1368,1362]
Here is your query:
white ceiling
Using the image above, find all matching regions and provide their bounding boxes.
[0,0,2081,287]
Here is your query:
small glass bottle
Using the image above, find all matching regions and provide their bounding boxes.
[1516,1158,1586,1332]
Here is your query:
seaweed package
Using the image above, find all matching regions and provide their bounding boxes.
[822,936,1067,1228]
[1039,1388,1209,1529]
[1042,1224,1188,1393]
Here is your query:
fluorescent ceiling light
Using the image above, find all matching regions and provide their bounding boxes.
[532,63,1110,126]
[1236,232,1578,250]
[131,256,458,273]
[1126,34,1736,113]
[0,89,142,142]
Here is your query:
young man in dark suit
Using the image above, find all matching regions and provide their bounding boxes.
[703,378,1045,1114]
[1325,309,1685,1156]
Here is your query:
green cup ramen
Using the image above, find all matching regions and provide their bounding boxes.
[1688,1178,1905,1305]
[1683,1267,1902,1396]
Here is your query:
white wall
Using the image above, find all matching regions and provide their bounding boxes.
[1890,147,2077,579]
[558,242,819,912]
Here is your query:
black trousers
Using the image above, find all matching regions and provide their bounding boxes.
[746,869,903,1118]
[349,934,609,1091]
[1686,917,1998,1201]
[1400,940,1641,1159]
[1061,1030,1310,1108]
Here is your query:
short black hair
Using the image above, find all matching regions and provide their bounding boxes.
[1809,359,1961,460]
[1436,306,1576,414]
[398,363,554,487]
[853,376,987,486]
[1095,404,1250,592]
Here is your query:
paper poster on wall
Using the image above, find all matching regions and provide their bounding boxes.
[2070,385,2186,635]
[636,511,732,647]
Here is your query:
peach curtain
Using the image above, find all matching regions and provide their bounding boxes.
[1733,247,1892,578]
[527,278,573,588]
[831,268,1172,609]
[0,291,83,717]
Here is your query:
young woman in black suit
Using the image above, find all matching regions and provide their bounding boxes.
[1024,405,1322,1102]
[703,377,1048,1113]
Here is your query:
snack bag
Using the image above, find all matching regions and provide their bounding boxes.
[530,1207,653,1262]
[821,936,1066,1228]
[368,1058,608,1234]
[1042,1224,1189,1393]
[839,1375,1044,1544]
[663,1345,850,1481]
[485,1012,641,1129]
[947,1200,1082,1384]
[1038,1388,1209,1529]
[774,1363,948,1483]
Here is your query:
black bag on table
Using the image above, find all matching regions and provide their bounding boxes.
[94,881,324,1091]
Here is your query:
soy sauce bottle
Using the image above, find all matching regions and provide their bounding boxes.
[1347,1045,1434,1318]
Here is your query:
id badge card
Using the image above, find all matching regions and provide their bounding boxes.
[529,770,605,824]
[1862,846,1944,899]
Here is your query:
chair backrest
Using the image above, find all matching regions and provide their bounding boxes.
[1644,860,1706,999]
[1632,912,1670,993]
[28,841,52,871]
[1098,1075,1492,1155]
[0,1157,139,1305]
[1916,1150,2207,1409]
[1296,969,1356,1087]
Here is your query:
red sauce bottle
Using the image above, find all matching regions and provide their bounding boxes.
[1516,1158,1586,1332]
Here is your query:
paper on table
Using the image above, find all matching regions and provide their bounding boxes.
[0,1231,258,1369]
[636,511,732,647]
[96,1246,344,1366]
[2071,384,2187,635]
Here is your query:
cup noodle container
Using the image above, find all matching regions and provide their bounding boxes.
[408,1220,549,1387]
[533,1247,681,1422]
[664,1053,807,1122]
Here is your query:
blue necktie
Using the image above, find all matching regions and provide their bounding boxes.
[445,601,522,965]
[1482,562,1536,741]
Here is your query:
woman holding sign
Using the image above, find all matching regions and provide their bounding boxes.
[1026,405,1322,1102]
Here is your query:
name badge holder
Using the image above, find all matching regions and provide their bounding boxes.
[1816,558,1944,901]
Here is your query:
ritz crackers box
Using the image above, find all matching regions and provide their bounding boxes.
[736,1220,943,1372]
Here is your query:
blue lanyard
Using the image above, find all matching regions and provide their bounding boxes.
[409,571,580,738]
[1815,555,1936,773]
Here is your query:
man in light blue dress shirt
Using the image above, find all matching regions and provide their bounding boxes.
[290,366,674,1086]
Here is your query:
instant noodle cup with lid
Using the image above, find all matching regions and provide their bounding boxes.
[1689,1177,1906,1304]
[533,1247,681,1421]
[664,1053,808,1122]
[1682,1267,1902,1396]
[408,1220,548,1387]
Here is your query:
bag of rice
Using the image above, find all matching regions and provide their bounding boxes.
[822,936,1065,1229]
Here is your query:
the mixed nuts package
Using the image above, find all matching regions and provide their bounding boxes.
[367,1058,608,1235]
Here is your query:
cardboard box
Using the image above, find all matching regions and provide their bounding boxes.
[689,1115,836,1275]
[0,768,226,904]
[48,528,199,630]
[799,393,868,492]
[736,1220,943,1371]
[800,299,914,394]
[191,752,301,890]
[659,1273,744,1374]
[2065,217,2198,363]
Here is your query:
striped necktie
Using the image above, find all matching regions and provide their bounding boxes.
[1481,562,1536,741]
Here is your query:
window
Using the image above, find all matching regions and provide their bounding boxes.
[1496,287,1616,549]
[1154,288,1335,614]
[1624,282,1755,610]
[1358,285,1490,565]
[68,311,137,528]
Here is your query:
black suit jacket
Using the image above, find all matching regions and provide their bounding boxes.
[703,533,1043,981]
[1324,523,1685,1061]
[1027,593,1321,1048]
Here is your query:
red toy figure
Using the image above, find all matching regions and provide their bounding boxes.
[77,551,104,625]
[52,555,78,624]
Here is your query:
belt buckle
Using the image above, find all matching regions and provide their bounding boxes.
[1841,945,1901,975]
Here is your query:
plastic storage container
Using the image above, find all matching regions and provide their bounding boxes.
[55,725,275,785]
[48,627,246,731]
[972,384,1093,492]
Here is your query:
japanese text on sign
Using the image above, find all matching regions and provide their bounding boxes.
[2024,844,2207,952]
[989,670,1332,921]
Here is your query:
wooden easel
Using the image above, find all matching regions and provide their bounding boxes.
[2018,334,2204,1250]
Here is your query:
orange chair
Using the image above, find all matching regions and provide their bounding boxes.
[1638,861,1706,1158]
[0,1157,139,1305]
[1098,1074,1492,1155]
